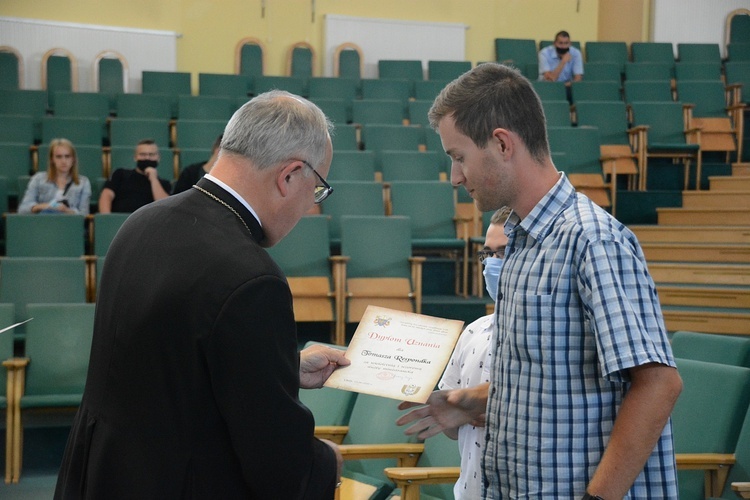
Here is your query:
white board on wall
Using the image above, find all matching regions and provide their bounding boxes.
[652,0,750,57]
[0,16,178,92]
[324,14,468,78]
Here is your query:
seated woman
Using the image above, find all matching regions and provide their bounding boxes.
[18,138,92,215]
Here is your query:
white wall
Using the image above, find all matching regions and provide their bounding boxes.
[652,0,750,57]
[0,16,178,92]
[324,14,467,78]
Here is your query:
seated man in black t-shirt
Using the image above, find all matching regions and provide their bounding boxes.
[98,139,172,213]
[172,134,222,195]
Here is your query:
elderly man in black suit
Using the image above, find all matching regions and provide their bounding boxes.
[55,90,347,499]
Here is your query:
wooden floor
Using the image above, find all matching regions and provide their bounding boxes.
[648,263,750,286]
[641,243,750,264]
[632,226,750,244]
[656,207,750,226]
[632,170,750,336]
[709,174,750,191]
[681,190,750,209]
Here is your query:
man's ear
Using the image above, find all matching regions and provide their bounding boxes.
[276,161,302,198]
[491,128,513,158]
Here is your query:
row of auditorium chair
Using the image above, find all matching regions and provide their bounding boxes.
[3,303,748,495]
[2,63,746,123]
[299,332,750,500]
[3,58,750,114]
[1,10,748,96]
[0,115,711,218]
[494,35,750,78]
[0,206,471,342]
[6,36,750,94]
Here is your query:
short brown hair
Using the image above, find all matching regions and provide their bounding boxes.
[428,63,550,163]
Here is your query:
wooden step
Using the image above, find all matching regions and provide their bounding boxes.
[631,225,750,244]
[732,163,750,176]
[656,285,750,309]
[657,207,750,225]
[642,243,750,263]
[681,190,750,209]
[648,263,750,286]
[710,175,750,191]
[662,307,750,336]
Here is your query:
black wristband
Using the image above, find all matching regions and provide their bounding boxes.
[582,493,605,500]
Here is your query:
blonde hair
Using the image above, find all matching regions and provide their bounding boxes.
[47,138,80,184]
[490,206,512,225]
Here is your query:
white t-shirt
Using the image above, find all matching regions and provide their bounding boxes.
[438,314,494,500]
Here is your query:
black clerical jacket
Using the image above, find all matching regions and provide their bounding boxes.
[55,178,337,499]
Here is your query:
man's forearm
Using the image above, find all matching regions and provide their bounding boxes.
[586,363,682,499]
[150,178,170,200]
[98,190,113,213]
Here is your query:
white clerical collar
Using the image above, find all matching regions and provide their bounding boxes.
[203,174,262,227]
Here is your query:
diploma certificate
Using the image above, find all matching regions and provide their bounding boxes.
[324,305,464,403]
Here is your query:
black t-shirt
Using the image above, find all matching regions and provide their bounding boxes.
[172,161,208,195]
[104,168,172,213]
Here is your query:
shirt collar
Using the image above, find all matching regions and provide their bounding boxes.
[506,172,575,243]
[203,173,262,227]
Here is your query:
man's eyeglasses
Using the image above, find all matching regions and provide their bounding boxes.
[477,247,506,264]
[302,160,333,204]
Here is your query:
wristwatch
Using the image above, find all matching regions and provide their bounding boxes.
[582,493,605,500]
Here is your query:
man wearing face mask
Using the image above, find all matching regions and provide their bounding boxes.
[433,206,510,500]
[538,30,583,85]
[98,138,171,213]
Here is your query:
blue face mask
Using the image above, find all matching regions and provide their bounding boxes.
[483,257,504,302]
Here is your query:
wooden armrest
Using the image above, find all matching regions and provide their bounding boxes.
[339,443,425,467]
[384,466,461,482]
[684,127,703,134]
[2,357,29,370]
[727,103,747,111]
[676,453,736,468]
[408,256,427,264]
[384,466,461,500]
[677,453,736,498]
[314,425,349,444]
[732,482,750,499]
[627,125,649,133]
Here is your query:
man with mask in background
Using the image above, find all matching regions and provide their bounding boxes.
[98,138,171,213]
[434,206,510,500]
[538,30,583,85]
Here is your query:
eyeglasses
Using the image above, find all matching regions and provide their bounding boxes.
[477,247,506,264]
[302,160,333,204]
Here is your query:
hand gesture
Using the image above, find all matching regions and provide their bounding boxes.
[396,384,489,440]
[143,166,158,180]
[299,344,351,389]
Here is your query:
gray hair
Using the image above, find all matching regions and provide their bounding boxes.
[428,63,549,163]
[221,90,333,171]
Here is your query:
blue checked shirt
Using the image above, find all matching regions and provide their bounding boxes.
[483,174,678,498]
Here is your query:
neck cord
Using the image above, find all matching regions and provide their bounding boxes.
[192,185,252,236]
